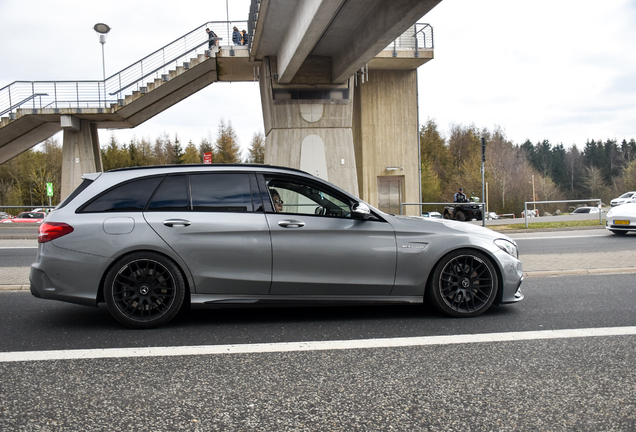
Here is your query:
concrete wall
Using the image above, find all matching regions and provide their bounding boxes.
[352,69,420,215]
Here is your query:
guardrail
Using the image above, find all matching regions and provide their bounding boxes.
[524,199,603,228]
[388,23,434,55]
[401,202,486,227]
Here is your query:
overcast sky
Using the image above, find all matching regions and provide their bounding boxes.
[1,0,634,155]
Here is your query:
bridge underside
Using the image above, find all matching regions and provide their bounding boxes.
[1,0,440,207]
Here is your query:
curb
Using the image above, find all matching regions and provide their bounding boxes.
[524,267,636,278]
[0,285,30,291]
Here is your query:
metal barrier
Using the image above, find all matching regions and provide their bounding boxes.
[524,199,603,228]
[401,202,486,227]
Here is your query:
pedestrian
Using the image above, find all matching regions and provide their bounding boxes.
[241,29,249,46]
[206,28,218,49]
[232,26,242,45]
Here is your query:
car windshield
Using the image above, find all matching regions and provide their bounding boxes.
[620,193,634,198]
[573,208,590,213]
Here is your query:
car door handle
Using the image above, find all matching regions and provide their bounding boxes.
[163,219,192,227]
[278,219,305,228]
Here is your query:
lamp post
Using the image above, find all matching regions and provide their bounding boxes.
[93,23,111,108]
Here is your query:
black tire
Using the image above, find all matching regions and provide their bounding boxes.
[610,230,628,235]
[104,252,185,329]
[455,210,466,221]
[443,210,452,219]
[428,249,498,317]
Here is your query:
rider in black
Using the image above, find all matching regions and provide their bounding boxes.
[454,187,468,203]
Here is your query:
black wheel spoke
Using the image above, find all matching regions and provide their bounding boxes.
[109,258,178,324]
[436,253,495,315]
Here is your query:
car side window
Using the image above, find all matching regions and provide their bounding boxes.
[147,175,189,211]
[266,177,351,218]
[190,173,254,212]
[80,176,164,213]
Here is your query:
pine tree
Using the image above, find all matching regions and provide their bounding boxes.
[245,132,265,164]
[214,119,242,164]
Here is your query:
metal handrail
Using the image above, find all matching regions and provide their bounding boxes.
[389,23,434,56]
[0,21,247,117]
[0,19,432,120]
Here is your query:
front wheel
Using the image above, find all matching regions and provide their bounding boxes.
[455,210,466,221]
[427,249,498,317]
[104,252,186,329]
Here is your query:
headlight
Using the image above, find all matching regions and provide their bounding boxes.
[607,209,614,218]
[494,239,518,258]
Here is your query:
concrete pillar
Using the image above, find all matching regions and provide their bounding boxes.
[61,120,103,199]
[352,69,420,216]
[259,57,359,196]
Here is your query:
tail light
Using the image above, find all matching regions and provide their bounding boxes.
[38,222,74,243]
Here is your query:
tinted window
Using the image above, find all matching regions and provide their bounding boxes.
[191,173,253,212]
[81,176,163,212]
[147,175,189,211]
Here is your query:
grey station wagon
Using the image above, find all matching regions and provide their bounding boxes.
[30,165,524,328]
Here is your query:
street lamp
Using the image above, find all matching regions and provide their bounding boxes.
[93,23,111,107]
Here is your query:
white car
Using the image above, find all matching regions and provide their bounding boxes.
[606,203,636,235]
[610,191,636,207]
[571,207,600,214]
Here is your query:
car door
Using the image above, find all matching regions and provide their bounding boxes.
[144,173,272,295]
[264,175,397,296]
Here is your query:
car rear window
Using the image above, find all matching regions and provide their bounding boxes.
[80,176,164,213]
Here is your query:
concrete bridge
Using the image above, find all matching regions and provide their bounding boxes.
[0,0,440,213]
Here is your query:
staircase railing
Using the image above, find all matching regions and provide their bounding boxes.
[0,21,247,117]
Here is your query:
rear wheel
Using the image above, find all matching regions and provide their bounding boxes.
[104,252,185,329]
[455,210,466,221]
[428,249,498,317]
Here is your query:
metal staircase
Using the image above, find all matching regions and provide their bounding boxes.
[0,21,250,164]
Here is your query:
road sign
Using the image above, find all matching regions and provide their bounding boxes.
[46,183,54,197]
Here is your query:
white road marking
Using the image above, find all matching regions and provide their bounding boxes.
[2,327,635,363]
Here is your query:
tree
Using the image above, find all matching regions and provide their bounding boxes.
[245,132,265,164]
[214,119,242,164]
[419,119,451,185]
[182,141,201,164]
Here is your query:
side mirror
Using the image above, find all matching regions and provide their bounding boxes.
[351,202,371,220]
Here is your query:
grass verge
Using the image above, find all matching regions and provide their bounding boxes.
[489,219,605,231]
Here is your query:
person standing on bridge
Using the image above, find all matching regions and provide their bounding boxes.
[206,28,218,49]
[241,29,249,46]
[232,26,242,45]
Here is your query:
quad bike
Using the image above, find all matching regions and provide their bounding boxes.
[443,193,483,221]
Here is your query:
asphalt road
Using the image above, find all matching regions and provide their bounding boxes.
[2,273,636,430]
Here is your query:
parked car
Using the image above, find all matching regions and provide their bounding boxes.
[0,211,46,223]
[422,211,442,218]
[487,212,499,220]
[606,203,636,235]
[0,212,12,221]
[610,191,636,207]
[571,207,600,214]
[31,165,524,328]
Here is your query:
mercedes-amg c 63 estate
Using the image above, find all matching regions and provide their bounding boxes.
[31,165,524,328]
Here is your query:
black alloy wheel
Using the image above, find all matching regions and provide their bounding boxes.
[104,252,185,329]
[428,249,498,317]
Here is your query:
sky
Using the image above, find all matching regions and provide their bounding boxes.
[1,0,635,155]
